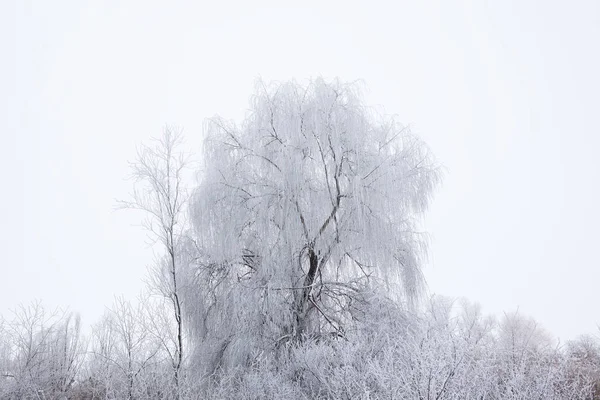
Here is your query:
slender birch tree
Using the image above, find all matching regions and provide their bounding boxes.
[120,128,191,398]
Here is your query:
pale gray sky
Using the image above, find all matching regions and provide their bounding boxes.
[1,0,599,340]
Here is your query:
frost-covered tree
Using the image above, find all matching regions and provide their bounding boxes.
[88,296,163,400]
[564,334,600,399]
[0,302,85,399]
[120,128,192,398]
[187,78,440,372]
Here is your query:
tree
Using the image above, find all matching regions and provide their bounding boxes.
[188,78,440,372]
[0,302,85,399]
[88,296,162,400]
[120,128,191,398]
[565,334,600,399]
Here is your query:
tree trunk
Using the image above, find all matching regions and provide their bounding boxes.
[294,246,319,339]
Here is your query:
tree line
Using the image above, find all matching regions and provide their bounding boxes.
[1,79,598,399]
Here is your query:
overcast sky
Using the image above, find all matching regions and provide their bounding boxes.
[2,0,599,341]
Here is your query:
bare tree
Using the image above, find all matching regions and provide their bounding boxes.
[0,302,85,399]
[88,296,163,400]
[120,127,191,398]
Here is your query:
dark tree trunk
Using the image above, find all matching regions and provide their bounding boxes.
[294,246,319,339]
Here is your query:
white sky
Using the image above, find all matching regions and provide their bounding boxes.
[1,0,599,341]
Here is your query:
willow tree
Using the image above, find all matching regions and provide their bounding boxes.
[189,79,439,364]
